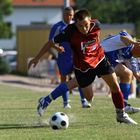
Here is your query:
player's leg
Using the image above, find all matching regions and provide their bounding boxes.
[97,58,137,124]
[102,73,124,109]
[106,51,140,113]
[129,75,136,98]
[67,74,73,94]
[115,63,132,106]
[78,87,91,108]
[60,74,71,108]
[37,77,79,116]
[102,72,137,124]
[59,63,91,108]
[56,58,72,108]
[95,58,124,110]
[115,63,140,113]
[67,72,91,108]
[74,68,95,102]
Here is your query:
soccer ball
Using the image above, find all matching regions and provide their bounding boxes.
[49,112,69,130]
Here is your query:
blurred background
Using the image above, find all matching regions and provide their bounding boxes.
[0,0,140,96]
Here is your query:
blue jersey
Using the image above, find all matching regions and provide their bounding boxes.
[105,47,133,67]
[129,57,140,72]
[49,21,74,75]
[101,31,133,52]
[101,31,134,67]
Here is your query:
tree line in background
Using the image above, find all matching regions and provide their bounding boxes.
[1,0,140,38]
[75,0,140,37]
[0,0,13,38]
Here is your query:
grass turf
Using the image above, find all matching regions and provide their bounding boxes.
[0,84,140,140]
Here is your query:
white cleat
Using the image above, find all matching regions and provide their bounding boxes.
[64,103,71,109]
[37,97,47,116]
[82,99,91,108]
[37,104,44,117]
[116,109,137,125]
[125,104,140,114]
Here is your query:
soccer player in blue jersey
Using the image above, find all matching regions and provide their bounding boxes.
[101,31,140,114]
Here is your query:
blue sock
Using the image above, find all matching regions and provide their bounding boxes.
[119,83,131,107]
[78,87,85,103]
[43,83,68,108]
[62,91,69,105]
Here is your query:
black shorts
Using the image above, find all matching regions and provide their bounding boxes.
[74,58,114,88]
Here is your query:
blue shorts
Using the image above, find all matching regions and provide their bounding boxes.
[105,51,120,67]
[121,47,133,59]
[128,57,140,72]
[57,42,74,76]
[105,47,133,67]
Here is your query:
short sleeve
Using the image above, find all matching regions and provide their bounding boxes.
[54,25,72,43]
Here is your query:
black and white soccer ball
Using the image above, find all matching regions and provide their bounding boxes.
[49,112,69,130]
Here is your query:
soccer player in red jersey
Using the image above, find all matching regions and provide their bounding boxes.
[49,7,91,108]
[28,9,137,124]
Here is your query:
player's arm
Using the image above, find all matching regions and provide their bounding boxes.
[28,22,67,70]
[121,34,140,57]
[28,41,64,69]
[28,25,71,69]
[121,35,140,46]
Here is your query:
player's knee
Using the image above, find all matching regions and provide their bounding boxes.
[84,94,93,102]
[124,70,133,81]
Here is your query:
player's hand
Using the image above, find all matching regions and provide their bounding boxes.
[134,41,140,46]
[28,58,39,70]
[55,44,65,53]
[57,46,65,53]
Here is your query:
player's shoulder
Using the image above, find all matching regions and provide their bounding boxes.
[90,19,101,28]
[67,23,75,28]
[91,19,100,24]
[52,21,65,28]
[64,23,76,32]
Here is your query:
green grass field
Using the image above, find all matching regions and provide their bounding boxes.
[0,84,140,140]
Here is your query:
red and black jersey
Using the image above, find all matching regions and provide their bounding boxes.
[54,19,105,72]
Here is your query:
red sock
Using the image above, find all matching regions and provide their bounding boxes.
[111,91,124,109]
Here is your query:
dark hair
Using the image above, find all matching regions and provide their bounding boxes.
[74,9,91,21]
[63,7,74,12]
